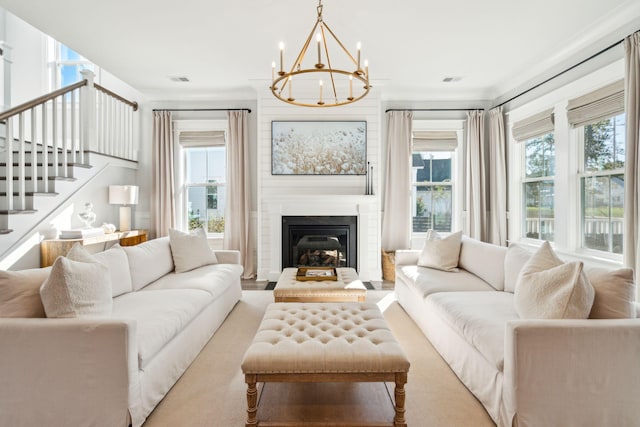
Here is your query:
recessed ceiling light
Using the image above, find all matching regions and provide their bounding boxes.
[442,76,462,83]
[169,76,190,82]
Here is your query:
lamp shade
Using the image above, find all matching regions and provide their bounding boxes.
[109,185,139,205]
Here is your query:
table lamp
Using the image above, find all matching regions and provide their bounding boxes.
[109,185,139,231]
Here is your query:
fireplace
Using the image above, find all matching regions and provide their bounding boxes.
[282,216,357,269]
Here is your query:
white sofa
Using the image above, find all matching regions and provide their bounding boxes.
[0,237,243,427]
[395,237,640,427]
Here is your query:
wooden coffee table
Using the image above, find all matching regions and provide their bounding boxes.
[241,302,410,427]
[273,267,367,302]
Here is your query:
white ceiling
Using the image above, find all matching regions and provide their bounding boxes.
[1,0,640,103]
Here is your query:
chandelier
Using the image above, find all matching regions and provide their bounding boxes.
[270,0,370,107]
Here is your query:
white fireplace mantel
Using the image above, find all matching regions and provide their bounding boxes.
[259,194,380,282]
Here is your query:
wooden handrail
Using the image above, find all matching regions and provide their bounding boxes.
[0,80,87,121]
[95,83,138,111]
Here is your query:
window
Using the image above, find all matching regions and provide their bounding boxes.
[181,129,227,234]
[579,113,625,254]
[411,130,458,233]
[522,133,555,241]
[49,39,98,90]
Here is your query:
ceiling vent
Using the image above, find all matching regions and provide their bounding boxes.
[442,76,462,83]
[169,76,190,82]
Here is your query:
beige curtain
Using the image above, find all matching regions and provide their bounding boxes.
[624,31,640,287]
[488,107,507,246]
[152,110,176,237]
[466,110,487,241]
[382,111,413,250]
[224,111,255,279]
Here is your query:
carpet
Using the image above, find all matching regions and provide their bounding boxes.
[142,290,495,427]
[264,281,375,290]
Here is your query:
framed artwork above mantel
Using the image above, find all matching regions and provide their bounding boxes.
[271,120,367,175]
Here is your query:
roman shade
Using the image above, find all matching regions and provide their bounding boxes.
[512,108,554,141]
[567,80,624,128]
[178,130,226,148]
[413,131,458,151]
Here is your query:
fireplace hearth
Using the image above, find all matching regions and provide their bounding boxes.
[282,216,357,270]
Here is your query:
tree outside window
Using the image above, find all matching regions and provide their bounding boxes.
[581,113,625,254]
[522,133,555,241]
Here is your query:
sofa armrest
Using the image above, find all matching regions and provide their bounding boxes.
[214,249,241,264]
[503,319,640,427]
[395,249,420,266]
[0,318,141,427]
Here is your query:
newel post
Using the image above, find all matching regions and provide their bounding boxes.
[80,69,96,164]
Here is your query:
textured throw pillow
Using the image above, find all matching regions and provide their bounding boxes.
[169,227,218,273]
[514,241,594,319]
[40,244,112,318]
[586,267,636,319]
[0,267,51,317]
[417,230,462,272]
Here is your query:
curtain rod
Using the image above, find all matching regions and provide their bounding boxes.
[492,36,627,109]
[385,108,484,113]
[152,108,251,113]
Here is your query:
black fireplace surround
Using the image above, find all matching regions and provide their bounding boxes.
[282,216,357,270]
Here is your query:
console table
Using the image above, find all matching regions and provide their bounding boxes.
[40,229,147,267]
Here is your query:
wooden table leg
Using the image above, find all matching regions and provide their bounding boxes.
[245,374,258,427]
[394,372,408,427]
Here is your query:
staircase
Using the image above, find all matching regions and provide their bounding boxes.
[0,70,138,237]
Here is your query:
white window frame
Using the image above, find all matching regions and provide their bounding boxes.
[47,37,100,91]
[575,114,625,261]
[520,133,556,242]
[410,120,464,249]
[507,59,624,267]
[173,119,228,238]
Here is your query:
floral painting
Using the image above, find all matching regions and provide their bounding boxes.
[272,121,367,175]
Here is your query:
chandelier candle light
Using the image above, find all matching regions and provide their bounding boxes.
[271,0,371,107]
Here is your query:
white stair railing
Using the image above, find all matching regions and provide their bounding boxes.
[0,71,138,220]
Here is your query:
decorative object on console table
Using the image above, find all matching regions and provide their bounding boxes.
[78,202,97,228]
[40,230,147,267]
[109,185,139,231]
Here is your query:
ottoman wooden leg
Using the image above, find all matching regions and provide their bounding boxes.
[394,372,408,427]
[245,374,258,427]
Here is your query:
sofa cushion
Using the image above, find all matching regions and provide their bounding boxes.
[92,244,133,297]
[426,291,518,371]
[504,244,532,293]
[123,237,175,291]
[40,244,112,318]
[0,267,51,318]
[515,242,594,319]
[112,288,211,368]
[142,263,243,299]
[398,265,496,300]
[586,267,636,319]
[458,237,507,290]
[169,227,218,273]
[418,230,462,272]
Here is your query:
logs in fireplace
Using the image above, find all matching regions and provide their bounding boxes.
[282,216,357,269]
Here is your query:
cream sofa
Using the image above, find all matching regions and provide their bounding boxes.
[395,237,640,427]
[0,237,243,427]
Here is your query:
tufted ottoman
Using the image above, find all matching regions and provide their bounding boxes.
[273,267,367,302]
[241,302,410,427]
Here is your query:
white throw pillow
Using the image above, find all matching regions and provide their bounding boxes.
[514,241,594,319]
[169,227,218,273]
[417,230,462,272]
[0,267,51,318]
[40,244,112,318]
[92,244,133,298]
[586,267,636,319]
[504,244,532,293]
